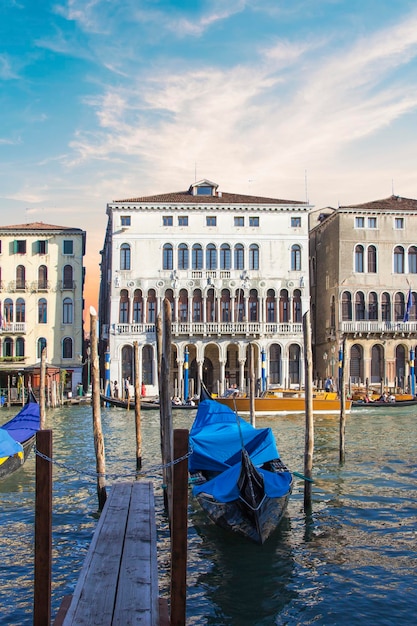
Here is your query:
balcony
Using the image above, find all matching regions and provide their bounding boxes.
[0,323,26,334]
[111,321,303,338]
[31,280,51,292]
[58,280,76,291]
[8,281,28,292]
[340,320,417,337]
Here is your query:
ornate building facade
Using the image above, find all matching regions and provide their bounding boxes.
[99,180,311,397]
[309,195,417,391]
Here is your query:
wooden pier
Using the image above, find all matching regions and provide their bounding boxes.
[57,481,167,625]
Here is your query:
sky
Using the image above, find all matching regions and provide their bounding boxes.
[2,0,417,313]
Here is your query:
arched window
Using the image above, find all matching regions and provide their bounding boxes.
[410,292,417,321]
[16,298,25,323]
[62,337,73,359]
[293,289,302,323]
[249,244,259,270]
[279,289,289,323]
[192,289,202,322]
[220,244,231,270]
[234,244,244,270]
[266,289,276,323]
[4,298,13,323]
[63,265,73,289]
[381,292,391,322]
[206,244,217,270]
[288,343,300,384]
[269,344,281,385]
[16,265,25,290]
[37,337,47,358]
[368,292,378,321]
[367,245,377,273]
[178,289,188,322]
[3,337,13,357]
[38,298,47,324]
[291,245,301,271]
[408,246,417,274]
[249,289,259,321]
[355,291,365,320]
[16,337,25,357]
[206,288,215,322]
[133,290,143,323]
[235,288,245,322]
[178,243,189,270]
[147,289,157,323]
[355,245,364,273]
[63,297,73,324]
[38,265,48,289]
[221,289,231,322]
[192,244,203,270]
[350,344,363,382]
[119,289,129,323]
[342,291,352,321]
[163,244,173,270]
[395,344,406,385]
[394,292,405,321]
[120,243,131,270]
[394,246,404,273]
[142,345,153,385]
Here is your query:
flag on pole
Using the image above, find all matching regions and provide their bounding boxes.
[403,287,412,322]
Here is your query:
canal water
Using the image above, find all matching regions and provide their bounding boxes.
[1,403,416,625]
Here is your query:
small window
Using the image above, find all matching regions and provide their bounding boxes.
[37,240,48,254]
[234,217,244,227]
[13,240,26,254]
[63,240,74,254]
[355,217,365,228]
[368,217,377,229]
[249,217,259,227]
[196,186,212,195]
[121,216,131,226]
[163,216,173,226]
[395,217,404,229]
[178,216,188,226]
[206,216,216,227]
[291,217,301,227]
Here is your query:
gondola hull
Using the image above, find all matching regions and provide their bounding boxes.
[0,393,40,480]
[0,434,36,479]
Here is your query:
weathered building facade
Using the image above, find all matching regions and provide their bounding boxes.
[0,222,86,395]
[99,180,312,397]
[309,195,417,391]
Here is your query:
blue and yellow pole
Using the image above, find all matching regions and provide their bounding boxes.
[184,348,189,402]
[261,348,267,392]
[338,346,343,395]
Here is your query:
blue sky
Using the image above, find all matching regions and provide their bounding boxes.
[2,0,417,303]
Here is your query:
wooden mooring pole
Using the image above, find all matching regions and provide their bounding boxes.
[249,342,256,427]
[133,341,142,471]
[170,429,189,626]
[90,306,107,511]
[40,347,46,429]
[34,429,52,626]
[339,338,347,463]
[303,311,314,511]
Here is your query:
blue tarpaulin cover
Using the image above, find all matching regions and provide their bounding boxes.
[190,399,292,502]
[1,398,40,445]
[0,428,23,458]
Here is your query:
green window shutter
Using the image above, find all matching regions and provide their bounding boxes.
[13,240,18,253]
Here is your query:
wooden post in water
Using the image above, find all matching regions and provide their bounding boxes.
[303,311,314,510]
[90,306,107,511]
[33,429,52,626]
[170,429,189,626]
[157,299,173,518]
[249,342,256,426]
[40,347,47,429]
[133,341,142,471]
[339,338,347,463]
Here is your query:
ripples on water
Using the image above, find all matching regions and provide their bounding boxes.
[1,405,416,625]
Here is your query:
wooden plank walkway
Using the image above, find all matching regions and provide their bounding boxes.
[61,481,163,625]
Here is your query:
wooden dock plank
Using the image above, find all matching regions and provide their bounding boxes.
[62,481,159,626]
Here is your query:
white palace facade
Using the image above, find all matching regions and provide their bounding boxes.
[99,180,312,398]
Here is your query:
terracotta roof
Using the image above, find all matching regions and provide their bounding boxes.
[113,190,305,205]
[0,222,84,232]
[340,195,417,211]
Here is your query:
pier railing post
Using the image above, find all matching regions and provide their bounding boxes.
[34,429,52,626]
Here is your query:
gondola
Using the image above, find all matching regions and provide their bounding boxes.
[352,398,417,408]
[189,388,293,544]
[0,392,40,479]
[100,394,197,410]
